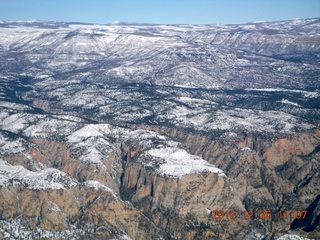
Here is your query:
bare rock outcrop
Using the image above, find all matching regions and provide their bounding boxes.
[120,141,247,239]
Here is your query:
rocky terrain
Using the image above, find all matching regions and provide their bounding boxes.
[0,18,319,239]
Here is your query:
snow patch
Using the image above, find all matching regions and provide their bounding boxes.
[68,124,111,143]
[277,234,311,240]
[48,201,61,212]
[146,147,224,178]
[241,147,252,152]
[279,99,301,107]
[84,180,116,197]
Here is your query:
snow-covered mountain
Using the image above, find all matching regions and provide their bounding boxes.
[0,19,319,239]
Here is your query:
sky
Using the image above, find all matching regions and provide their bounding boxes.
[0,0,319,25]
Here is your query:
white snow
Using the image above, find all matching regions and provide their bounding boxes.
[79,147,104,164]
[279,99,301,107]
[145,147,224,178]
[246,88,319,98]
[179,96,213,104]
[0,101,33,111]
[166,106,314,133]
[0,160,78,190]
[84,180,116,197]
[68,124,111,143]
[48,201,61,212]
[241,147,252,153]
[303,91,320,98]
[173,84,198,89]
[24,116,79,138]
[67,124,116,165]
[0,137,26,154]
[0,113,27,132]
[0,218,96,239]
[277,235,311,240]
[111,235,133,240]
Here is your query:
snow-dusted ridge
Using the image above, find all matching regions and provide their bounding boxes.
[0,160,78,190]
[279,99,301,107]
[84,180,117,197]
[245,88,320,98]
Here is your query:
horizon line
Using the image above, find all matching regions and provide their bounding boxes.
[1,17,319,26]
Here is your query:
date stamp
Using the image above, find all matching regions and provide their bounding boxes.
[211,210,307,221]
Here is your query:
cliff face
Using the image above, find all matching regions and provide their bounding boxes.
[140,126,320,239]
[0,183,165,239]
[120,155,244,239]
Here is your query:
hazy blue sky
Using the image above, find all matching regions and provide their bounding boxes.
[0,0,319,24]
